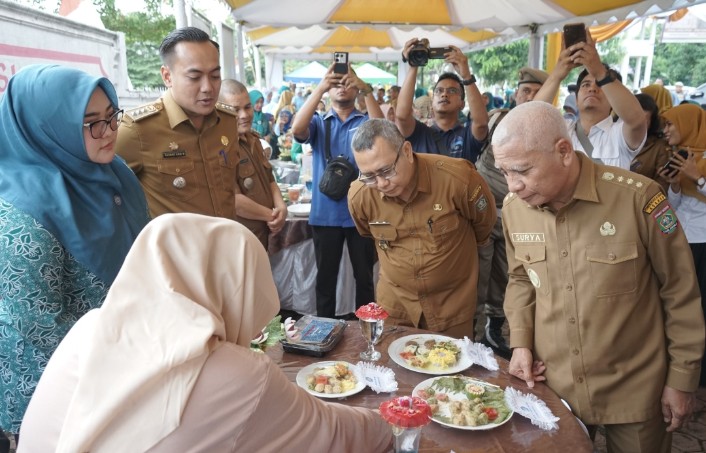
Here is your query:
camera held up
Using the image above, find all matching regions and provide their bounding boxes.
[407,39,451,67]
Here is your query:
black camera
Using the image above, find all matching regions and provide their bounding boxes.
[408,39,451,67]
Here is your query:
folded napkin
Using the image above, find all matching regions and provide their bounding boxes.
[356,362,398,393]
[504,387,560,431]
[459,337,499,371]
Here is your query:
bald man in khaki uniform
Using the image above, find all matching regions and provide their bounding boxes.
[348,119,496,338]
[220,79,286,249]
[494,102,704,452]
[117,27,239,219]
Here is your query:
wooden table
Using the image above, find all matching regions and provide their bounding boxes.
[266,322,594,453]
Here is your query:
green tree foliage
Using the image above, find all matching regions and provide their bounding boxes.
[468,40,529,86]
[97,0,175,89]
[652,42,706,87]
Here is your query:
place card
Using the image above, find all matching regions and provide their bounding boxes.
[356,361,398,393]
[460,337,499,371]
[504,387,560,431]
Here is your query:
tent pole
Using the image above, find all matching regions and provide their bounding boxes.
[174,0,187,29]
[527,23,544,69]
[254,46,262,89]
[236,22,246,84]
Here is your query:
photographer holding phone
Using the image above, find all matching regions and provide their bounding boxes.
[395,39,488,163]
[291,59,383,319]
[535,28,647,170]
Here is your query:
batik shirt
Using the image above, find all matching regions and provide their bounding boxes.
[0,198,108,433]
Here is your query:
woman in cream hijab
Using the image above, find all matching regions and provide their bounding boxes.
[658,103,706,385]
[19,213,392,452]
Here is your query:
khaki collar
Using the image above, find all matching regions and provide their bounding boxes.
[572,152,600,203]
[162,90,219,130]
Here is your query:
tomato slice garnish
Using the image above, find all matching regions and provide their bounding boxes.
[483,407,498,420]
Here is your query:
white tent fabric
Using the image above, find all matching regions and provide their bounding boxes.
[232,0,706,52]
[230,0,706,88]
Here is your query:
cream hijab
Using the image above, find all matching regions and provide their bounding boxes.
[55,213,280,452]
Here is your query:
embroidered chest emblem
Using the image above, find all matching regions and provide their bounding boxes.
[599,222,616,236]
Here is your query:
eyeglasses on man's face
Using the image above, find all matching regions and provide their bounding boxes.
[83,109,124,140]
[358,143,404,185]
[433,87,461,96]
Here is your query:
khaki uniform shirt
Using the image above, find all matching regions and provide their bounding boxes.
[348,153,496,332]
[116,91,239,219]
[502,153,704,425]
[234,131,276,247]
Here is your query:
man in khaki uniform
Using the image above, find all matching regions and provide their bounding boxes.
[219,79,286,249]
[348,119,496,338]
[494,102,704,452]
[117,27,239,219]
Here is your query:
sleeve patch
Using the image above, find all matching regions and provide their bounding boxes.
[469,184,482,201]
[475,195,489,211]
[653,204,679,235]
[643,192,666,214]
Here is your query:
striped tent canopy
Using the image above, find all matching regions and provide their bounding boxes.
[227,0,706,54]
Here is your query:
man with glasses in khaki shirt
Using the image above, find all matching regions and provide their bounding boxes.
[348,119,495,337]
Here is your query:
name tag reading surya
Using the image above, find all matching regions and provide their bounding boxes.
[512,233,545,243]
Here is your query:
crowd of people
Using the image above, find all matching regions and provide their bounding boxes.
[1,24,705,452]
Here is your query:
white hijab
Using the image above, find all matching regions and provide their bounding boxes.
[55,213,280,452]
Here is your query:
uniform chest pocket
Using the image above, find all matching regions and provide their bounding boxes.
[586,242,638,297]
[157,159,199,201]
[514,244,550,296]
[369,223,398,256]
[369,224,398,241]
[430,213,460,253]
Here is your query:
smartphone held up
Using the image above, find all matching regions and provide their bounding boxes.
[563,23,587,50]
[333,52,349,75]
[662,149,690,174]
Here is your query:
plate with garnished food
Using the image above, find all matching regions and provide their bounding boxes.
[296,361,365,398]
[413,375,513,430]
[389,334,471,375]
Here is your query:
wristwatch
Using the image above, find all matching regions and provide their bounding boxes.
[697,176,706,189]
[461,75,477,85]
[359,83,373,95]
[595,72,616,87]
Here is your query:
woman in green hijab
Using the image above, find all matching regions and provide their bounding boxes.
[249,89,271,141]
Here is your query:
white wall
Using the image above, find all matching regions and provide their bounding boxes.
[0,0,131,100]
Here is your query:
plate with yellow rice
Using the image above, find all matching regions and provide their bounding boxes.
[296,361,365,398]
[389,334,471,375]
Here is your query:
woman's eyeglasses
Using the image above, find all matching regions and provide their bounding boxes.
[83,109,124,139]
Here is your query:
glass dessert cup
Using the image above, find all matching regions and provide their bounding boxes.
[359,317,384,361]
[379,396,432,453]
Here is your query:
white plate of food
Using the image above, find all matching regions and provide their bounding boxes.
[296,361,365,398]
[388,334,472,375]
[413,375,513,430]
[287,203,311,217]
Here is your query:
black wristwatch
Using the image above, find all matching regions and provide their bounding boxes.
[596,72,616,87]
[697,176,706,189]
[461,75,477,85]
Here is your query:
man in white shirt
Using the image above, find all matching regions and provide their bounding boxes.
[535,34,646,169]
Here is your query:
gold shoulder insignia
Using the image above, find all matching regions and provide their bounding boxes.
[504,192,515,202]
[216,102,237,116]
[601,169,649,193]
[125,100,163,122]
